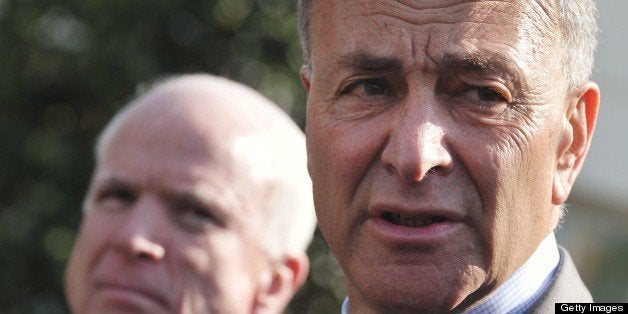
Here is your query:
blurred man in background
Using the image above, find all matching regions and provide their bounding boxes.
[65,74,316,313]
[299,0,600,312]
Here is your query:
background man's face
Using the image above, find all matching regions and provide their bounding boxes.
[304,0,571,311]
[65,103,269,313]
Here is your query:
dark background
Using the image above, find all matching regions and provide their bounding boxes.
[0,0,343,312]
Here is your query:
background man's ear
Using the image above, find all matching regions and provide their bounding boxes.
[552,82,600,205]
[253,252,310,314]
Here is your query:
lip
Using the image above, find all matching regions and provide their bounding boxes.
[366,204,465,246]
[94,282,169,311]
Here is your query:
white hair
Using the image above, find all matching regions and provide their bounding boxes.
[92,74,316,259]
[554,0,599,88]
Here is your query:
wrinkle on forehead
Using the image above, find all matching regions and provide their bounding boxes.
[354,1,519,26]
[333,0,558,52]
[330,1,521,65]
[345,0,559,91]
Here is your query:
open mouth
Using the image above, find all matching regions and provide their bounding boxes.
[381,212,446,228]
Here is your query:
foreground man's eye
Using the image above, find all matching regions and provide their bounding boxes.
[477,87,506,102]
[341,79,390,97]
[363,81,386,96]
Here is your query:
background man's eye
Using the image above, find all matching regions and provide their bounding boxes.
[188,206,215,221]
[363,81,386,95]
[112,189,134,202]
[172,199,224,232]
[95,188,135,211]
[477,87,504,102]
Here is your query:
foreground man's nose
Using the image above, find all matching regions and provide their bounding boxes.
[380,103,453,183]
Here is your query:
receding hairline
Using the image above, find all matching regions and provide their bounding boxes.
[95,73,301,161]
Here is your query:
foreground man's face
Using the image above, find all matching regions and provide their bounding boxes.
[65,102,269,313]
[304,0,577,312]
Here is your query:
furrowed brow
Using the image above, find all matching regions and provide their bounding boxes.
[337,51,403,73]
[441,52,518,78]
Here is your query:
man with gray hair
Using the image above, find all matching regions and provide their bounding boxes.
[298,0,600,312]
[65,74,316,313]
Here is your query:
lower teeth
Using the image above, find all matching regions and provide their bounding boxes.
[385,213,443,227]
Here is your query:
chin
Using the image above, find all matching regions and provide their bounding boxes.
[365,290,456,313]
[349,260,489,313]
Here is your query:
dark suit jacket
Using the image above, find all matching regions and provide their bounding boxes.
[530,246,592,313]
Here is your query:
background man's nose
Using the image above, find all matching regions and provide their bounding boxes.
[112,196,166,262]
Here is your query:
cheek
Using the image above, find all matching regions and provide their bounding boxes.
[307,114,387,231]
[307,111,388,190]
[497,118,562,198]
[65,214,112,310]
[174,235,261,312]
[464,108,561,203]
[460,115,563,255]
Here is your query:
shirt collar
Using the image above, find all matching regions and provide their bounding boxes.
[341,297,349,314]
[463,232,560,314]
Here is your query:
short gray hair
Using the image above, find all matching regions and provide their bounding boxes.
[297,0,598,88]
[554,0,599,88]
[92,74,317,259]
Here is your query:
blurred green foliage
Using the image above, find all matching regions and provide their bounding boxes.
[0,0,342,312]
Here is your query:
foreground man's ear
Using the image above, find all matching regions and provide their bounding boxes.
[253,252,310,314]
[552,81,600,205]
[300,65,312,94]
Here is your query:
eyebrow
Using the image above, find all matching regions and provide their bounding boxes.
[441,52,521,80]
[335,49,525,90]
[93,176,134,192]
[337,50,519,75]
[337,51,403,73]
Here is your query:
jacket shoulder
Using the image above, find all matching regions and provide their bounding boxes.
[530,246,592,313]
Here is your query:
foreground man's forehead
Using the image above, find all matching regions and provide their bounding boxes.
[307,1,561,105]
[311,0,548,25]
[309,0,557,56]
